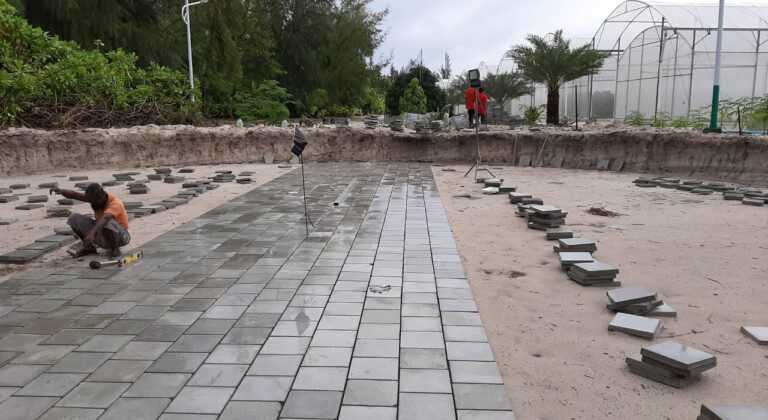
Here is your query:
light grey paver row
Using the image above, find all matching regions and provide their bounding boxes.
[0,163,513,419]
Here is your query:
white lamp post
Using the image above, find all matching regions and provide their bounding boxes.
[181,0,208,102]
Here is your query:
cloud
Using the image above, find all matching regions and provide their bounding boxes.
[369,0,760,77]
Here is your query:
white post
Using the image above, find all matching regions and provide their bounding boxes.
[182,0,207,102]
[184,1,194,102]
[708,0,725,131]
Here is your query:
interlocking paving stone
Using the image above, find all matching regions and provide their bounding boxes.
[100,397,170,419]
[0,164,512,419]
[123,373,190,398]
[57,381,129,408]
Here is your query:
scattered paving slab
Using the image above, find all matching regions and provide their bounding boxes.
[15,204,45,211]
[608,313,661,338]
[57,198,74,205]
[178,168,195,174]
[699,403,768,420]
[609,159,625,171]
[647,303,677,318]
[0,187,11,194]
[0,195,18,203]
[0,218,19,226]
[27,195,49,203]
[740,326,768,345]
[10,183,30,190]
[69,176,89,181]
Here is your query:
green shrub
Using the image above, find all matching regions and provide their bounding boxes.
[399,78,427,115]
[233,80,291,124]
[519,104,543,126]
[0,0,199,128]
[624,111,646,126]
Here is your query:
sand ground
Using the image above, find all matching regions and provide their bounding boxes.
[0,163,288,282]
[433,165,768,420]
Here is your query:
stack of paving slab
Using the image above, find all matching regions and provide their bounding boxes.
[553,237,595,253]
[164,175,185,184]
[213,171,236,183]
[626,341,716,388]
[364,115,379,129]
[558,252,593,270]
[606,284,665,315]
[546,227,573,240]
[698,404,768,420]
[527,204,566,231]
[390,118,404,132]
[127,182,149,195]
[568,261,620,287]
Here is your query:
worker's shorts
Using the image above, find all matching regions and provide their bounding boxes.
[67,213,131,248]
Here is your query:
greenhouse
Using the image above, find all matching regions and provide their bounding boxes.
[505,1,768,124]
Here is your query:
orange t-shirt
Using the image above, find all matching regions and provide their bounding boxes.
[478,93,489,115]
[465,87,477,110]
[95,194,129,230]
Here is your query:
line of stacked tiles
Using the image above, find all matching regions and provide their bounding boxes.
[0,163,513,420]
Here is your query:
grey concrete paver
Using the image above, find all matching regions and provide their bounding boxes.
[0,164,512,419]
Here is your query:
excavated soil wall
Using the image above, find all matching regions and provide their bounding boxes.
[2,125,767,184]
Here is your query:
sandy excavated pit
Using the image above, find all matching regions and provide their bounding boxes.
[434,165,768,419]
[0,163,289,282]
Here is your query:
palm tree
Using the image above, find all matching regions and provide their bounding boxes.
[507,30,608,125]
[481,72,533,110]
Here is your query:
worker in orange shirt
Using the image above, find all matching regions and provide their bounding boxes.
[50,183,131,258]
[478,87,489,124]
[465,85,477,127]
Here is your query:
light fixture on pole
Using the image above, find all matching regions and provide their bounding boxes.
[706,0,725,133]
[181,0,208,102]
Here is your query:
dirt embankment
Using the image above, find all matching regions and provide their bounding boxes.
[2,125,768,183]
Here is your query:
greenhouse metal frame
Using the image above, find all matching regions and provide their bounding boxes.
[505,1,768,123]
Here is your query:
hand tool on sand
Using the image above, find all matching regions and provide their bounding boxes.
[89,251,142,269]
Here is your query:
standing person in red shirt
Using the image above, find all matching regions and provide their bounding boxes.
[465,85,477,127]
[478,87,489,124]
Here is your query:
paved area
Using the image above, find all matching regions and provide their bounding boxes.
[0,163,513,419]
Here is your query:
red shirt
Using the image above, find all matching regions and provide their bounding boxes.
[478,93,489,115]
[465,87,477,110]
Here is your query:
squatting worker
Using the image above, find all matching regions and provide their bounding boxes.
[49,183,131,259]
[478,87,489,124]
[465,84,477,126]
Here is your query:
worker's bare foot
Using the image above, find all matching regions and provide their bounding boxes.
[69,247,96,259]
[108,247,121,259]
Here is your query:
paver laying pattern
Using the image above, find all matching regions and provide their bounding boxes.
[0,163,513,419]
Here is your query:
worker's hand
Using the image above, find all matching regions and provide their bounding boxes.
[83,233,94,250]
[49,187,61,195]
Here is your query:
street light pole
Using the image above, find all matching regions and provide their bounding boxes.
[181,0,208,102]
[707,0,725,132]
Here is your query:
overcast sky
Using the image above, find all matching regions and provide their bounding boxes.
[369,0,766,77]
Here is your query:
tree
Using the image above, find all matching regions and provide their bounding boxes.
[22,0,170,67]
[258,0,387,116]
[386,66,446,115]
[481,72,533,109]
[507,30,608,124]
[399,78,427,114]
